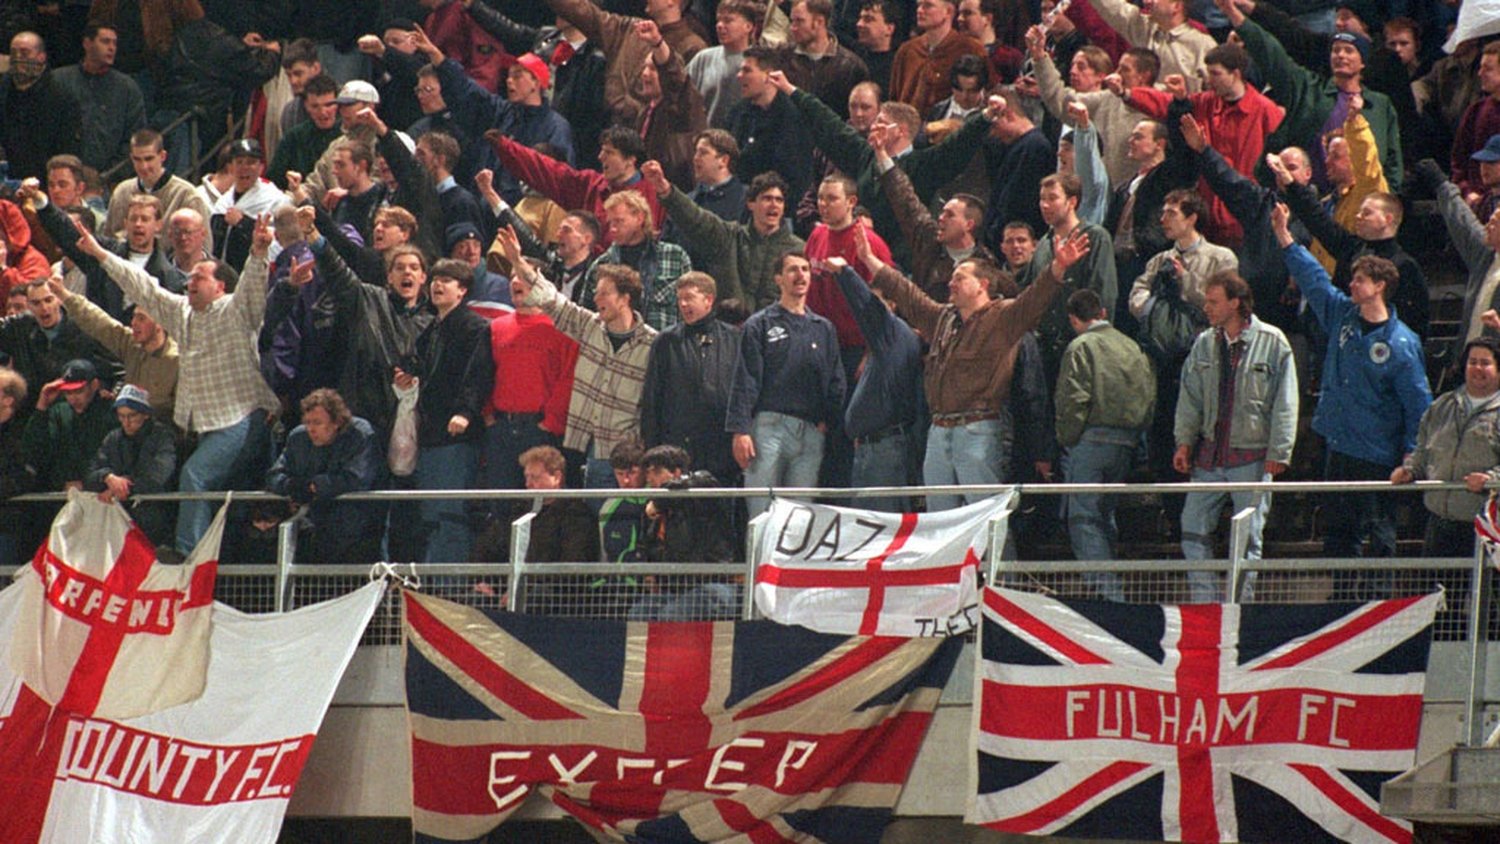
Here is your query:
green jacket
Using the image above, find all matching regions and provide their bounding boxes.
[268,120,343,188]
[660,186,804,309]
[1055,322,1156,448]
[22,396,119,490]
[1237,19,1402,190]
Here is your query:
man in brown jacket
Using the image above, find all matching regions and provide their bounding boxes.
[855,223,1092,510]
[887,0,985,115]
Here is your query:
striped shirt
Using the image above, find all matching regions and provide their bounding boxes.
[525,274,658,457]
[101,252,278,433]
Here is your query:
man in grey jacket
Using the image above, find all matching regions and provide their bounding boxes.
[1392,336,1500,556]
[1174,271,1298,602]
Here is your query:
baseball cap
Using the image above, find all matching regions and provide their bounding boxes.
[227,138,264,160]
[57,358,98,391]
[336,79,381,106]
[514,53,550,91]
[1330,31,1371,64]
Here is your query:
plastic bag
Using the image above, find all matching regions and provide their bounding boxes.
[389,380,419,476]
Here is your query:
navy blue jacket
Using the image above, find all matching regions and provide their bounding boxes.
[832,266,922,438]
[727,302,845,433]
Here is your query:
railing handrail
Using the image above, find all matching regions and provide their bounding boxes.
[9,478,1484,504]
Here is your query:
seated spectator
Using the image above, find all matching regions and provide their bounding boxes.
[23,358,118,492]
[628,444,737,620]
[266,388,382,565]
[519,444,600,563]
[600,440,649,564]
[0,368,36,564]
[85,384,176,546]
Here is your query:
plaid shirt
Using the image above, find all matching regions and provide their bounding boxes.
[101,252,278,433]
[523,273,658,457]
[583,237,691,332]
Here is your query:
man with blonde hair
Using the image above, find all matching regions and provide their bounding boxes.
[581,189,692,330]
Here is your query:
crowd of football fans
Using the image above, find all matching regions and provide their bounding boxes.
[0,0,1496,603]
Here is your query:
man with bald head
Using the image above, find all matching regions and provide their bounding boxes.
[0,31,82,180]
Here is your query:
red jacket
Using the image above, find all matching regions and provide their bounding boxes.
[1127,85,1284,248]
[804,222,892,350]
[0,199,52,299]
[491,134,664,249]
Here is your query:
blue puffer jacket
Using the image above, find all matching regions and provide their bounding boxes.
[1285,243,1431,467]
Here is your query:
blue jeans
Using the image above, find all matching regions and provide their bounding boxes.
[1181,462,1271,603]
[744,412,824,519]
[1063,427,1138,601]
[851,430,912,512]
[417,441,479,563]
[923,416,1010,511]
[177,410,270,555]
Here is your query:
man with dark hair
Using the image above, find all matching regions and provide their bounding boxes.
[266,387,381,565]
[414,130,487,246]
[0,31,82,181]
[600,439,649,564]
[648,165,803,308]
[104,129,213,252]
[80,212,279,555]
[275,38,324,135]
[860,222,1093,511]
[876,131,994,302]
[1175,271,1298,602]
[728,251,845,518]
[1122,43,1282,248]
[0,276,123,416]
[687,0,761,127]
[52,22,145,173]
[1055,287,1155,600]
[982,87,1052,244]
[509,238,659,491]
[1081,0,1215,93]
[1274,203,1429,579]
[1104,117,1197,307]
[888,0,984,116]
[488,124,664,249]
[928,52,987,122]
[210,139,289,273]
[726,46,815,204]
[683,129,746,226]
[777,0,869,120]
[395,257,494,563]
[640,272,742,484]
[268,74,343,188]
[853,0,900,95]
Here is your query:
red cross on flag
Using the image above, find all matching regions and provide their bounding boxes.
[8,490,222,720]
[753,493,1013,637]
[970,587,1442,843]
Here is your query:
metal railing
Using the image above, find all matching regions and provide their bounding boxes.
[8,479,1497,745]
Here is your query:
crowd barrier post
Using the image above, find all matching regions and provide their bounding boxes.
[275,517,296,613]
[1466,538,1494,747]
[744,512,770,621]
[1227,506,1255,604]
[507,511,535,613]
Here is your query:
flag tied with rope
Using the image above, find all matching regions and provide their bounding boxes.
[970,587,1441,843]
[753,492,1013,637]
[404,589,961,843]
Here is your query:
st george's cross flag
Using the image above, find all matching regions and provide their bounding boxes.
[969,587,1441,844]
[0,579,384,844]
[404,589,961,843]
[9,491,223,719]
[753,492,1013,637]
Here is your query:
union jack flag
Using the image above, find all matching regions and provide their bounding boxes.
[968,587,1441,843]
[404,590,960,843]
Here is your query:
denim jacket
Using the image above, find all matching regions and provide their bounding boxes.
[1174,316,1299,464]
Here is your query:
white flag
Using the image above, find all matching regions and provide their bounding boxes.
[9,490,223,719]
[754,492,1014,636]
[0,579,384,844]
[1446,0,1500,53]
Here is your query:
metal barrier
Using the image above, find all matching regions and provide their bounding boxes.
[7,480,1497,746]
